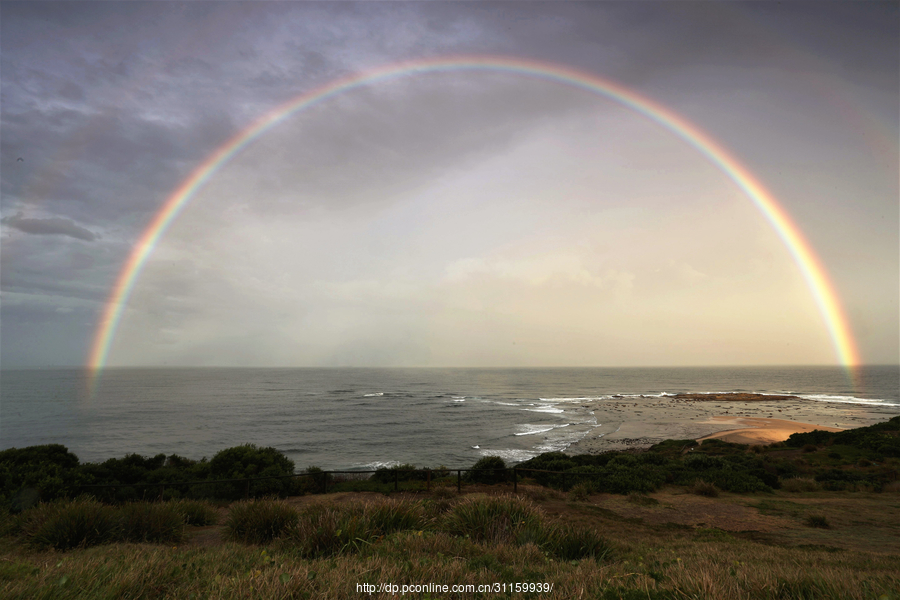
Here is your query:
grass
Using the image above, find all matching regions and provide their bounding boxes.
[225,500,298,545]
[19,498,118,550]
[171,499,219,526]
[118,501,184,544]
[806,515,831,529]
[2,488,900,599]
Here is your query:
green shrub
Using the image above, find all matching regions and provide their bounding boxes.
[118,502,184,543]
[21,498,117,550]
[441,495,541,543]
[225,499,298,544]
[0,444,82,510]
[209,445,296,499]
[171,499,219,526]
[466,456,508,485]
[371,464,425,484]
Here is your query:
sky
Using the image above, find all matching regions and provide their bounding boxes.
[1,1,897,369]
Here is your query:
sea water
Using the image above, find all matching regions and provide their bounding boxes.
[1,366,897,470]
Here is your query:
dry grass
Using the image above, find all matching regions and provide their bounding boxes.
[3,489,900,599]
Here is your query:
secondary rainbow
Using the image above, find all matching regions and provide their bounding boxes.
[87,55,861,387]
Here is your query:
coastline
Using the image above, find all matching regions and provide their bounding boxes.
[566,393,894,454]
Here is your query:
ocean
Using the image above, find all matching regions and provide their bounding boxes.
[1,366,897,470]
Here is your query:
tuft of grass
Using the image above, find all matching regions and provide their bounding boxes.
[431,485,456,500]
[441,495,542,544]
[225,499,298,544]
[690,479,720,498]
[171,499,219,526]
[782,477,820,493]
[118,501,184,544]
[365,499,427,535]
[285,499,428,558]
[540,523,614,561]
[568,483,590,502]
[803,444,818,453]
[627,492,660,506]
[806,515,831,529]
[21,498,118,550]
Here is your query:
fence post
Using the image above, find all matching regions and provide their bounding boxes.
[562,472,567,491]
[394,469,399,492]
[457,470,461,493]
[426,469,431,491]
[323,471,328,495]
[513,468,517,493]
[159,484,165,502]
[245,478,251,499]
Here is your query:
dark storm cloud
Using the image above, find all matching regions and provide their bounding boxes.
[2,212,96,241]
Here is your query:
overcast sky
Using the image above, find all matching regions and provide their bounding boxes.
[1,1,897,369]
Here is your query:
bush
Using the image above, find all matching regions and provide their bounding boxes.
[21,498,117,550]
[225,499,298,544]
[466,456,507,485]
[0,445,82,510]
[371,464,426,484]
[690,480,720,498]
[171,499,219,526]
[802,444,817,453]
[209,445,296,499]
[441,495,541,544]
[118,502,184,543]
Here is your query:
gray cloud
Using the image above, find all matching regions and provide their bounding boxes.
[2,212,96,241]
[0,1,896,367]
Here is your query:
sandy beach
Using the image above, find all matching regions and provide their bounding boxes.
[566,393,898,454]
[696,416,843,445]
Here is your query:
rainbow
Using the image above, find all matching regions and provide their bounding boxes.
[87,55,861,387]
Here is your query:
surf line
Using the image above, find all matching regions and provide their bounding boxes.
[87,55,861,390]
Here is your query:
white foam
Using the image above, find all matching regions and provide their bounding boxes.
[539,396,604,402]
[800,394,900,407]
[452,398,465,402]
[363,392,384,397]
[451,396,466,400]
[355,460,401,470]
[524,404,566,414]
[478,448,538,462]
[514,423,571,436]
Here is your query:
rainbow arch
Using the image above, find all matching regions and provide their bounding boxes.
[87,55,860,385]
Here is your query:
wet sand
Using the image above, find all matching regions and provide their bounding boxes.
[696,416,844,445]
[567,393,897,454]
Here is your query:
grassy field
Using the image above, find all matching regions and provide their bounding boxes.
[2,484,899,599]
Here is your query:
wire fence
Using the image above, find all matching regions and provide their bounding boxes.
[75,467,578,502]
